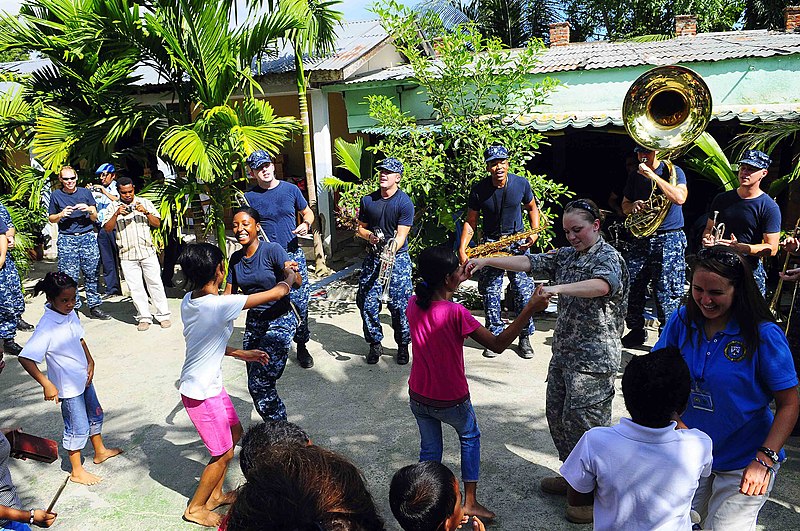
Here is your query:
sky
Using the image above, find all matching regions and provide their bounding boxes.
[0,0,382,21]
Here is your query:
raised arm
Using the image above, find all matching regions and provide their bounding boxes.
[469,285,551,353]
[544,278,610,298]
[458,209,479,264]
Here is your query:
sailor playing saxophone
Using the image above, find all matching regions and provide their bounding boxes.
[458,144,539,359]
[620,145,688,348]
[356,158,415,365]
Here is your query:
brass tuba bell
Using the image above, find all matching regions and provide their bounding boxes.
[622,66,712,238]
[623,65,712,152]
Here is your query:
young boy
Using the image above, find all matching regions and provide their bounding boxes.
[560,347,712,530]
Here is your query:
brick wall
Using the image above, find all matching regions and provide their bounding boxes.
[675,15,697,37]
[786,6,800,32]
[549,22,570,47]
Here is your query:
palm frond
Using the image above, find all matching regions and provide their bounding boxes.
[333,137,363,178]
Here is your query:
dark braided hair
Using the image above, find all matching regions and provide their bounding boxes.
[414,246,459,310]
[34,271,77,300]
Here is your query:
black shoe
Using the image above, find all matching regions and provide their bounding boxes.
[397,344,409,365]
[296,343,314,369]
[482,347,498,358]
[3,339,23,356]
[16,319,34,332]
[621,328,647,348]
[89,307,111,320]
[366,343,382,364]
[518,336,534,359]
[102,291,121,300]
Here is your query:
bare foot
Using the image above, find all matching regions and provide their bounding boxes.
[463,502,496,521]
[94,447,123,464]
[205,490,237,511]
[70,469,102,485]
[182,507,222,528]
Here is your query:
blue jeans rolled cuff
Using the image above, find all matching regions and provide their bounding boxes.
[60,383,104,451]
[410,398,481,482]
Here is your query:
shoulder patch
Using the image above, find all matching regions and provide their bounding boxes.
[724,340,746,362]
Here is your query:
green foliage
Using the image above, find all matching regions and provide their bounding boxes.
[456,0,562,47]
[731,121,800,197]
[330,1,572,254]
[682,132,739,191]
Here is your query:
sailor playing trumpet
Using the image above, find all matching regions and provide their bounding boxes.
[458,144,540,359]
[355,158,415,365]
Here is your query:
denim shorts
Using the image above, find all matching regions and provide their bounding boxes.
[60,383,104,451]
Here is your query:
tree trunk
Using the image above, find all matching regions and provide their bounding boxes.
[295,53,331,276]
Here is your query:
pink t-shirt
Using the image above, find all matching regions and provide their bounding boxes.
[406,295,481,402]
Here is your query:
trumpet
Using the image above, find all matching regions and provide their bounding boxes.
[233,190,270,243]
[375,229,398,304]
[709,211,726,245]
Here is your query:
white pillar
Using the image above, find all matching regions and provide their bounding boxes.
[310,88,334,256]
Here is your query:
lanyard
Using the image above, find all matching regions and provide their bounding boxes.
[491,181,509,236]
[692,329,717,387]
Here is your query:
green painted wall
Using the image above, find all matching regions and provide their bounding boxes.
[334,55,800,132]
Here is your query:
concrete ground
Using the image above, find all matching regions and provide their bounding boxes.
[3,260,800,530]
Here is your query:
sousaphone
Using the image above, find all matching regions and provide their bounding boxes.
[622,65,712,238]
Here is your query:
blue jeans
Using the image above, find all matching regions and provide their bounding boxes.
[410,398,481,482]
[2,521,31,530]
[60,383,104,451]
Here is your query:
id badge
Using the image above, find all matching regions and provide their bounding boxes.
[690,391,714,412]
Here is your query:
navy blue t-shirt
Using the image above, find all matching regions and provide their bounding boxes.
[623,162,686,231]
[358,189,415,253]
[467,173,534,239]
[227,242,292,312]
[245,181,309,252]
[0,217,7,235]
[709,190,781,266]
[48,188,97,235]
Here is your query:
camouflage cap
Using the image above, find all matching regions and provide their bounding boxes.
[246,150,272,169]
[376,157,404,174]
[484,145,509,162]
[738,149,771,170]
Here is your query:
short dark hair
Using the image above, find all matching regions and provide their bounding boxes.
[225,445,385,531]
[232,206,261,224]
[239,420,310,476]
[389,462,457,531]
[116,176,134,187]
[177,243,224,290]
[414,246,459,310]
[622,347,690,428]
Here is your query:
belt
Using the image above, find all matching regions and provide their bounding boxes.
[63,230,94,236]
[655,228,682,235]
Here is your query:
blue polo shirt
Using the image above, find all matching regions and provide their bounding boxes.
[654,307,797,471]
[623,162,686,231]
[708,190,781,268]
[245,181,308,252]
[358,189,415,253]
[227,241,292,312]
[48,188,97,235]
[467,173,534,239]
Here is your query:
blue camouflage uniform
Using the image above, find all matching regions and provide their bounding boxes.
[49,188,102,310]
[467,172,536,337]
[528,238,629,460]
[356,187,415,345]
[92,178,121,295]
[228,241,298,421]
[622,160,687,332]
[245,180,311,346]
[0,207,25,342]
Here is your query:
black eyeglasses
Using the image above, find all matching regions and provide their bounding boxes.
[695,247,742,269]
[61,176,77,181]
[565,199,598,219]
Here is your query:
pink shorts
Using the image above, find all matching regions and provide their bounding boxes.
[181,388,240,457]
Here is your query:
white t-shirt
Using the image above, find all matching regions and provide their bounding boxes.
[561,418,713,531]
[179,292,247,400]
[19,305,89,399]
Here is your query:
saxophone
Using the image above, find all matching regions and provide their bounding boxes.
[466,227,545,259]
[623,160,677,238]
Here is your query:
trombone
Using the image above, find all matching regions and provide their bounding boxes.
[770,216,800,329]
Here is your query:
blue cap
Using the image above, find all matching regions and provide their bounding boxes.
[484,145,509,162]
[95,163,115,174]
[738,149,771,170]
[633,146,653,153]
[376,157,404,174]
[246,150,272,169]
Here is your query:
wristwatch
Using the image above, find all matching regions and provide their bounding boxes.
[758,446,781,464]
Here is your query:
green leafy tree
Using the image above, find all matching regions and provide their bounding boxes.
[326,0,572,253]
[456,1,563,46]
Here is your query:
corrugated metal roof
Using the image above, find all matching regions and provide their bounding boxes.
[503,104,800,131]
[343,30,800,85]
[255,19,389,76]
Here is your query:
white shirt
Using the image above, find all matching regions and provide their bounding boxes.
[179,293,247,400]
[561,418,713,531]
[19,305,89,399]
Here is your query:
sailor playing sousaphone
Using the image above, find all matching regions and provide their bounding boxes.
[618,65,712,348]
[458,144,540,360]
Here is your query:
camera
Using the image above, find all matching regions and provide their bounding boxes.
[93,185,104,192]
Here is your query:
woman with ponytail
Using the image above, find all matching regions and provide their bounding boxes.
[406,246,550,521]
